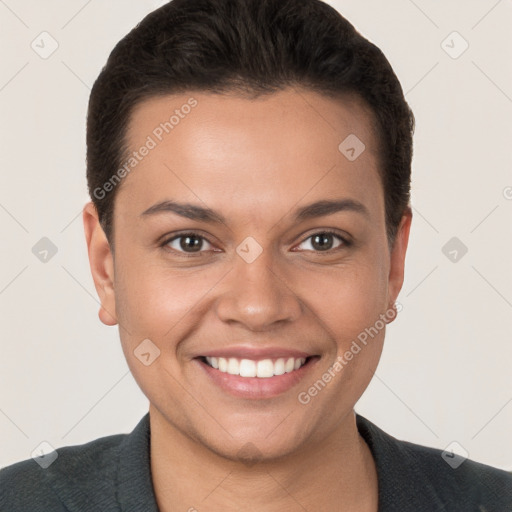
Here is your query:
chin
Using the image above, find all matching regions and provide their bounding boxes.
[200,419,312,464]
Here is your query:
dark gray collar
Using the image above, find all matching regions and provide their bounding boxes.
[355,413,445,510]
[117,413,159,512]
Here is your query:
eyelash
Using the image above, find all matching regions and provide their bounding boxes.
[160,230,352,257]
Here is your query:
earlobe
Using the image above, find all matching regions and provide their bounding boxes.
[83,202,118,326]
[98,306,118,326]
[386,207,412,321]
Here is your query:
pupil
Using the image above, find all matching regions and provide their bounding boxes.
[180,236,202,252]
[312,233,333,251]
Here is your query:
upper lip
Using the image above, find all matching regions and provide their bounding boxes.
[196,346,316,360]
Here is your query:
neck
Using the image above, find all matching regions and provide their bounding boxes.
[149,405,378,512]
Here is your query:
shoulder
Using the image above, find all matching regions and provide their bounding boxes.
[0,431,126,512]
[399,437,512,503]
[356,414,512,510]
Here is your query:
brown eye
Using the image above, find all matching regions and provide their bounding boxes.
[165,233,214,253]
[311,233,334,251]
[180,235,203,252]
[295,232,347,252]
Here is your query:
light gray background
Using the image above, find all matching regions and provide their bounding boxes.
[1,0,511,470]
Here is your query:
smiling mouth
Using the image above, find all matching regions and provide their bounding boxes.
[198,356,316,378]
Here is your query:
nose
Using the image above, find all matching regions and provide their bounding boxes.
[214,249,303,332]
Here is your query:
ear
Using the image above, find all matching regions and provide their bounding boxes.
[83,202,118,326]
[386,207,412,322]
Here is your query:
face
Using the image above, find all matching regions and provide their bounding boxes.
[84,88,411,462]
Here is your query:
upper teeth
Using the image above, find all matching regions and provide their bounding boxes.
[205,356,307,378]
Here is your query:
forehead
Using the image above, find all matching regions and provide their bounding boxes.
[118,88,383,221]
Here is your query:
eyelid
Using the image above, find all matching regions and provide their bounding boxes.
[291,229,352,252]
[160,231,220,255]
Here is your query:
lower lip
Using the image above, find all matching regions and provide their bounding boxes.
[195,357,320,399]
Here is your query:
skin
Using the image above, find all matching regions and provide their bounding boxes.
[84,87,412,511]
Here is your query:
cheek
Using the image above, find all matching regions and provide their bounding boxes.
[330,263,389,385]
[114,255,228,341]
[294,257,389,343]
[291,262,388,428]
[291,260,389,409]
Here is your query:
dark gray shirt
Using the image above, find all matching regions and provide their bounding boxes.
[1,412,511,511]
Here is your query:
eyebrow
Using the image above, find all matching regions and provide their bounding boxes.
[140,198,369,224]
[294,198,369,222]
[141,200,226,224]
